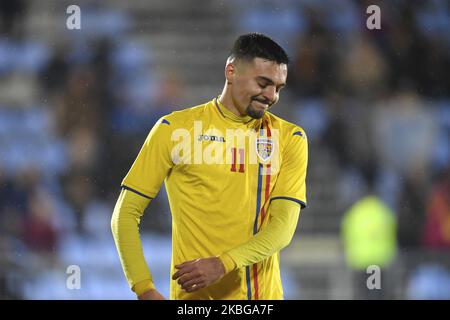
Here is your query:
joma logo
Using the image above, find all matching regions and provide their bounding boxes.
[197,134,225,142]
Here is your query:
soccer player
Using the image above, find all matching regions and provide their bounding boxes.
[111,33,308,300]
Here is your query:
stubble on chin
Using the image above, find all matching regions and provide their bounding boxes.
[245,104,265,120]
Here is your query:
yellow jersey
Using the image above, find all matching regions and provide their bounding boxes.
[122,97,308,299]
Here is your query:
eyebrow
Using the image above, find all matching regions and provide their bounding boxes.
[256,76,286,89]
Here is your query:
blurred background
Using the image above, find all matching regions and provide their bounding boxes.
[0,0,449,299]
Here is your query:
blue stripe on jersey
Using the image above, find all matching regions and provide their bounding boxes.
[293,131,303,137]
[246,124,265,300]
[254,123,265,234]
[246,266,252,300]
[247,161,264,300]
[121,185,153,200]
[253,163,263,234]
[270,196,307,209]
[161,119,170,125]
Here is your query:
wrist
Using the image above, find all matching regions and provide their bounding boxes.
[133,279,155,297]
[218,253,237,274]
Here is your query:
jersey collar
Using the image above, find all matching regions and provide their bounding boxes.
[214,97,257,124]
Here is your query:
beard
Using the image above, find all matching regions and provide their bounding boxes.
[245,98,271,119]
[245,104,265,119]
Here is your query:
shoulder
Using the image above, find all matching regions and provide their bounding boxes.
[266,112,307,142]
[159,102,210,127]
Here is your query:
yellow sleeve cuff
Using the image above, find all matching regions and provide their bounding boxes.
[218,253,237,274]
[132,279,155,297]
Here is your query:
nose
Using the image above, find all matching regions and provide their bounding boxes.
[263,86,277,105]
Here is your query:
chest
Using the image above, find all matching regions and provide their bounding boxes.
[170,122,283,192]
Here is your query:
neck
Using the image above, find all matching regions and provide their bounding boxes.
[219,84,244,117]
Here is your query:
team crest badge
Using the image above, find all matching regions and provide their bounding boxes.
[256,138,274,162]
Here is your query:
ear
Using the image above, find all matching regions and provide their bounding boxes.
[225,62,235,85]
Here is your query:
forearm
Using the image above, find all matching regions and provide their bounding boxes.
[111,189,154,295]
[219,199,301,272]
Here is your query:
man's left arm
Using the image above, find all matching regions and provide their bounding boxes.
[173,200,300,292]
[219,198,300,271]
[173,128,308,292]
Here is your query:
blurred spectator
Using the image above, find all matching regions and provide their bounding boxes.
[338,34,388,98]
[381,1,450,96]
[290,16,337,97]
[0,0,449,299]
[431,101,450,175]
[320,93,351,169]
[53,67,102,137]
[341,169,397,299]
[61,171,96,234]
[423,165,450,249]
[66,126,101,173]
[397,174,429,248]
[372,90,436,180]
[40,48,70,94]
[22,188,58,253]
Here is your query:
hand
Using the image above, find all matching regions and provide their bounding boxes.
[138,289,166,300]
[172,257,226,293]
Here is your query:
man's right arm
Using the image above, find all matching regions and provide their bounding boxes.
[111,117,174,299]
[111,188,165,299]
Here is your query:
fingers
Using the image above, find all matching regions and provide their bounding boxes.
[184,281,206,293]
[178,276,206,292]
[172,258,213,293]
[172,263,196,280]
[176,272,198,286]
[180,277,198,290]
[175,273,206,292]
[173,272,204,292]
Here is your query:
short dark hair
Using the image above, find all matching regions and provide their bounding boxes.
[230,33,289,65]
